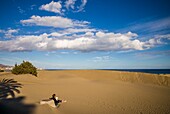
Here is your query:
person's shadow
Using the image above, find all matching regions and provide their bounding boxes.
[0,78,35,114]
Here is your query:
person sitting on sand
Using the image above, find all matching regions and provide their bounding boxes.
[40,94,66,108]
[49,94,63,108]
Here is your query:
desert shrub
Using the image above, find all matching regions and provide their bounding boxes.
[11,61,37,76]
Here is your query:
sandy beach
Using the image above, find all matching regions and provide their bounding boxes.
[0,70,170,114]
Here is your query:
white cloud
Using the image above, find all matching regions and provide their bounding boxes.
[119,17,170,35]
[143,34,170,48]
[39,1,62,14]
[26,28,96,39]
[49,32,64,37]
[85,32,94,36]
[45,51,57,56]
[96,31,106,37]
[76,0,87,12]
[0,29,4,33]
[48,28,97,39]
[60,51,69,54]
[154,34,170,40]
[0,31,169,52]
[73,51,78,54]
[65,0,76,10]
[91,56,112,62]
[0,29,19,38]
[21,15,89,28]
[55,28,96,36]
[39,0,88,14]
[65,0,87,12]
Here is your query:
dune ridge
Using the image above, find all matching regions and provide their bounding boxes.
[39,70,170,86]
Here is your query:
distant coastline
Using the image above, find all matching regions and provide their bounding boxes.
[45,69,170,74]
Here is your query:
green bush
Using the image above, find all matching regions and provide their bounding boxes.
[12,61,37,76]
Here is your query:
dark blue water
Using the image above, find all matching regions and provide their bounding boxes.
[46,69,170,74]
[101,69,170,74]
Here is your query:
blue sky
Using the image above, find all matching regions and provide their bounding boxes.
[0,0,170,69]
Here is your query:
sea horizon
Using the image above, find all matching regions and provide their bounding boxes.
[45,69,170,74]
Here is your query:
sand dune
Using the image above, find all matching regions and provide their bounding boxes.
[0,70,170,114]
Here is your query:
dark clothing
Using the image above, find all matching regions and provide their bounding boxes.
[50,98,62,106]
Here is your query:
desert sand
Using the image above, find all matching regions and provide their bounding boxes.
[0,70,170,114]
